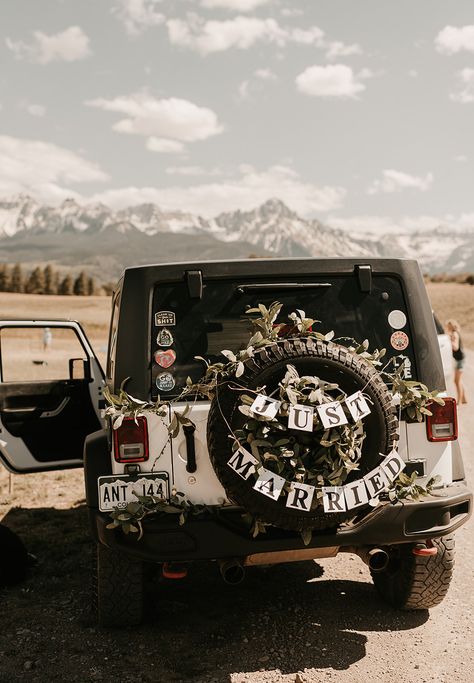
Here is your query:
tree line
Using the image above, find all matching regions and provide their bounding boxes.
[0,264,110,295]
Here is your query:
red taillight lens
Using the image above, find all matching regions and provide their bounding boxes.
[113,416,149,463]
[426,398,458,442]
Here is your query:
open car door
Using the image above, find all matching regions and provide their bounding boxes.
[0,320,105,473]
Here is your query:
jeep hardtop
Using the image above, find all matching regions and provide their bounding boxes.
[0,258,471,626]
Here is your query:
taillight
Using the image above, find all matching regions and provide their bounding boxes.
[113,416,149,463]
[426,398,458,442]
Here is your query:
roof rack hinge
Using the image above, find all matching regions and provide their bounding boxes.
[355,264,372,293]
[185,270,203,299]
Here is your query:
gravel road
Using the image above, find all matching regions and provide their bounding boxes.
[0,357,473,683]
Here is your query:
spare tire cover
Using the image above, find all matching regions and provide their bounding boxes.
[207,337,398,532]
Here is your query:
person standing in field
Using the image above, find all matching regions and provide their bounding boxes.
[446,319,467,404]
[42,327,52,352]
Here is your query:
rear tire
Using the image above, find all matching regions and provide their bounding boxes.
[95,544,144,627]
[371,536,455,609]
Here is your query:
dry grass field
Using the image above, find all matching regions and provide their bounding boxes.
[0,284,471,359]
[0,292,111,369]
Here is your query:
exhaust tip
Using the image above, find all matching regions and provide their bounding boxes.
[219,560,245,585]
[367,548,390,572]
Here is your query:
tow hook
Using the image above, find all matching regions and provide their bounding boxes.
[412,541,438,557]
[162,562,188,579]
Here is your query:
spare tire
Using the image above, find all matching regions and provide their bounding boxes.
[207,337,398,532]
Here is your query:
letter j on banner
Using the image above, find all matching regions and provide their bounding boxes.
[250,394,281,419]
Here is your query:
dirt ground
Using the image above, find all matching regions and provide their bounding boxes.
[0,287,473,683]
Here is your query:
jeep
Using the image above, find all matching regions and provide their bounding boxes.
[0,258,471,626]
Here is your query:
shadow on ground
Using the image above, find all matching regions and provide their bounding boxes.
[0,505,429,683]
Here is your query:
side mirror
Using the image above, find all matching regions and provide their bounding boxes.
[69,358,91,380]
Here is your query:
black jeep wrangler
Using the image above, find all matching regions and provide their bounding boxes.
[0,258,471,626]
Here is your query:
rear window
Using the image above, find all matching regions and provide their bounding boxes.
[151,275,416,399]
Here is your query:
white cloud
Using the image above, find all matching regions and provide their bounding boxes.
[408,69,418,78]
[167,15,287,54]
[435,25,474,55]
[86,92,224,151]
[450,68,474,103]
[296,64,371,98]
[165,13,364,61]
[91,164,346,216]
[166,14,329,55]
[280,8,303,18]
[146,137,184,153]
[367,169,434,195]
[325,41,362,60]
[6,26,91,64]
[0,135,108,202]
[23,103,46,117]
[238,67,277,99]
[112,0,165,36]
[254,67,277,80]
[454,154,468,162]
[166,165,222,176]
[201,0,271,10]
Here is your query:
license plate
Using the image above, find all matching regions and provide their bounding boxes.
[98,473,170,512]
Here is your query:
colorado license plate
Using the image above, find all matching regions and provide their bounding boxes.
[98,473,169,512]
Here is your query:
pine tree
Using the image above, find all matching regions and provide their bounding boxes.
[25,266,46,294]
[73,271,88,296]
[59,275,73,295]
[10,263,24,293]
[87,276,96,296]
[44,265,57,295]
[0,264,11,292]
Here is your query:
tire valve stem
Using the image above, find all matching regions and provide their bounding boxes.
[412,541,438,557]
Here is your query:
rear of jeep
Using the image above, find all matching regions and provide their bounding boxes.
[84,258,472,626]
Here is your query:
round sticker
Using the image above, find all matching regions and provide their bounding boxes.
[390,331,409,351]
[156,372,175,392]
[154,349,176,369]
[388,310,407,330]
[157,328,174,348]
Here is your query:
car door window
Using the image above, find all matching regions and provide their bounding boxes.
[0,326,86,382]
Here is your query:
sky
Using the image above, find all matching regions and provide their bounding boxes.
[1,0,474,232]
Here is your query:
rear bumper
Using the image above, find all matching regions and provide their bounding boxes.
[89,481,472,563]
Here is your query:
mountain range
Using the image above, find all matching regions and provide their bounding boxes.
[0,195,472,281]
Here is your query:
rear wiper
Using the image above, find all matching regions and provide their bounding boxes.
[236,282,332,293]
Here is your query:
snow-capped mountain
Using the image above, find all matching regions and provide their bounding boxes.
[214,199,375,258]
[0,194,472,280]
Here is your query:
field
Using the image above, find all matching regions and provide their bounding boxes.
[0,282,471,352]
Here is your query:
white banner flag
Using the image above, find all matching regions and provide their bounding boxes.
[250,394,281,419]
[380,449,406,482]
[253,468,286,501]
[345,391,371,422]
[322,486,347,512]
[317,401,349,429]
[343,478,369,509]
[286,482,315,511]
[288,404,314,432]
[364,466,390,499]
[227,447,259,480]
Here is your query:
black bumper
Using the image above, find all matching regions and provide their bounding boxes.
[89,482,472,563]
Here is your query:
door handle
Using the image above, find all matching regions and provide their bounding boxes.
[183,424,197,473]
